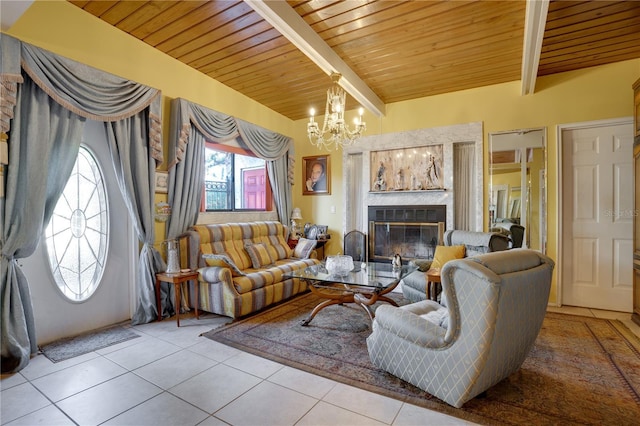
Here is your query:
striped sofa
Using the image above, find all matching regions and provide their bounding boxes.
[183,221,319,318]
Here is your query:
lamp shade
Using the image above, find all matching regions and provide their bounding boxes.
[291,207,302,220]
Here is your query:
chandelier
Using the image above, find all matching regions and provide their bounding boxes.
[307,72,366,150]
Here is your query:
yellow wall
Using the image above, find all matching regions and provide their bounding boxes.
[292,59,639,303]
[7,0,640,303]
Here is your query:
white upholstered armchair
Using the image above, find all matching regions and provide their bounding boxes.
[367,249,554,408]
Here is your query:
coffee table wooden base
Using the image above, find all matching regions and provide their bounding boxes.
[301,280,400,326]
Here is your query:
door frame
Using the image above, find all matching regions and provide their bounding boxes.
[556,116,634,307]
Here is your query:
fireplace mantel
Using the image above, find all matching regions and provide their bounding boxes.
[342,122,483,234]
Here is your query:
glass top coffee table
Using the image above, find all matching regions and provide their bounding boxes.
[284,262,416,326]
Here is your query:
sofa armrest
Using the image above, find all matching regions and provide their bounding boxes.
[182,229,203,270]
[374,304,447,349]
[198,266,233,287]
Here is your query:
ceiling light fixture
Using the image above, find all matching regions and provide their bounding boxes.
[307,72,366,150]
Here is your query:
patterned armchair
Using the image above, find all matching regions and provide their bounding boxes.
[367,249,554,408]
[402,230,510,303]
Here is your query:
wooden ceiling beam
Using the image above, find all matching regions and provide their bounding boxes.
[245,0,386,118]
[521,0,549,95]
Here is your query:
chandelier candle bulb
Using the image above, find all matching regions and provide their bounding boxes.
[307,72,367,150]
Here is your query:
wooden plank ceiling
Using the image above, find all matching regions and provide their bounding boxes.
[69,0,640,121]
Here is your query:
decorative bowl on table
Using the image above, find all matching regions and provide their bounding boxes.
[325,255,354,276]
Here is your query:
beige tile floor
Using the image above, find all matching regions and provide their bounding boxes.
[1,305,638,426]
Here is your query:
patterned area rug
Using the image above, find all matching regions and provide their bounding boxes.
[40,324,140,363]
[202,292,640,425]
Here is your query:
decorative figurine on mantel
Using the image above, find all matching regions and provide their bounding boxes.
[410,173,420,190]
[425,155,440,189]
[373,161,387,191]
[395,168,404,190]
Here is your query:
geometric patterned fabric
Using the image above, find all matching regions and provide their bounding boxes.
[368,249,554,408]
[185,221,320,318]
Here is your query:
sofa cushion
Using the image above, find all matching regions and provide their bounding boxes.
[419,306,449,329]
[233,258,318,294]
[245,243,274,268]
[443,230,509,256]
[193,224,251,270]
[293,238,317,259]
[201,253,245,276]
[249,222,292,260]
[431,245,465,269]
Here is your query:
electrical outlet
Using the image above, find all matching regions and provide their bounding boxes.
[331,206,336,213]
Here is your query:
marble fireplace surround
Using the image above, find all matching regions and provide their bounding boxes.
[342,122,484,234]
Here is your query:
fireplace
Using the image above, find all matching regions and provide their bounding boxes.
[368,205,446,263]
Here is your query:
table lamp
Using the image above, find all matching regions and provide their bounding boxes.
[291,208,302,239]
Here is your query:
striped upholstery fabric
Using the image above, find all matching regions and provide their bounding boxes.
[184,221,318,318]
[245,243,274,268]
[367,249,554,408]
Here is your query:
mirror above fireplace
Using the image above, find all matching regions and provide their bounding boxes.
[489,128,547,253]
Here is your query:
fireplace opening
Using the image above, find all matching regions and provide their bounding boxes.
[367,205,446,263]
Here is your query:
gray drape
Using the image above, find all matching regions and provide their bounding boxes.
[166,100,206,240]
[346,153,364,232]
[1,75,84,373]
[453,142,476,231]
[106,113,165,325]
[168,98,294,229]
[1,34,163,372]
[159,103,206,319]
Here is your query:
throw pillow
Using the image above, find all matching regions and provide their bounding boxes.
[292,238,317,259]
[431,245,465,270]
[202,253,245,276]
[245,243,274,269]
[410,258,433,272]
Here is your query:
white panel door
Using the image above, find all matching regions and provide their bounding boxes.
[562,123,633,312]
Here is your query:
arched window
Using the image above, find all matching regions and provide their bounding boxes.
[45,145,109,301]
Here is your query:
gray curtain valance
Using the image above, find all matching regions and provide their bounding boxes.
[0,34,162,163]
[169,98,293,167]
[0,34,23,135]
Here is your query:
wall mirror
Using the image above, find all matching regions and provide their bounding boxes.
[489,128,547,253]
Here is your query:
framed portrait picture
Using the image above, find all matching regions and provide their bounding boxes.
[302,155,331,195]
[155,171,168,194]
